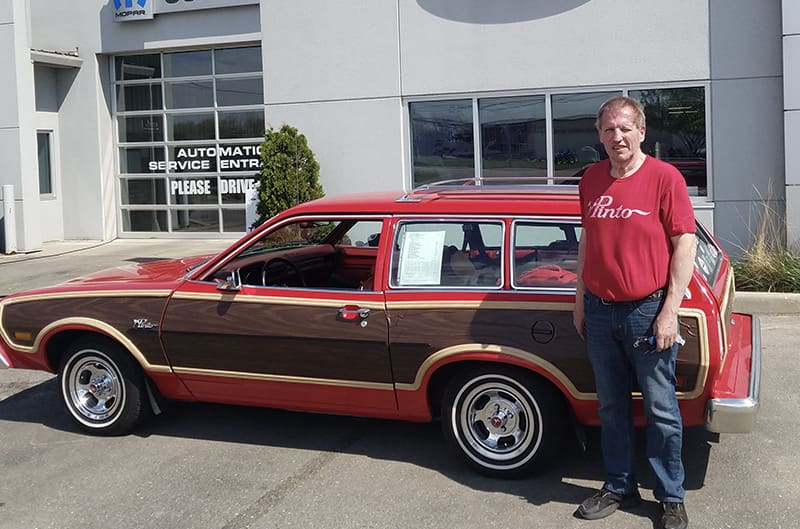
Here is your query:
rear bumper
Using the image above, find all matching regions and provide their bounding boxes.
[705,314,761,433]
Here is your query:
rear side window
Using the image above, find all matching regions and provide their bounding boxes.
[695,222,723,285]
[512,221,581,289]
[390,221,503,288]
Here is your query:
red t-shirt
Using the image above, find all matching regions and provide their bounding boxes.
[579,156,695,302]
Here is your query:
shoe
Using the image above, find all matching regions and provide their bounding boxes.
[575,488,642,520]
[661,502,688,529]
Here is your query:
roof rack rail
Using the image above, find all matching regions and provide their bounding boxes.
[397,176,580,202]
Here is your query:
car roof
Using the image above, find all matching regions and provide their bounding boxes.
[284,182,581,218]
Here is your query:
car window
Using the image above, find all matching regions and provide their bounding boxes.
[213,218,384,290]
[512,221,580,289]
[390,221,503,288]
[694,221,722,286]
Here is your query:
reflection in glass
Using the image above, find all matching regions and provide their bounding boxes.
[171,209,220,232]
[169,177,218,205]
[215,47,262,74]
[163,50,212,77]
[122,210,168,232]
[165,80,214,109]
[216,77,264,107]
[120,147,165,174]
[479,96,546,180]
[552,91,620,182]
[167,113,215,141]
[121,179,167,205]
[115,54,161,80]
[222,209,246,232]
[409,100,474,186]
[116,84,163,111]
[119,115,164,142]
[630,87,707,196]
[219,110,264,139]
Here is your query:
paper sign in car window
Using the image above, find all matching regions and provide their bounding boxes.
[398,230,446,285]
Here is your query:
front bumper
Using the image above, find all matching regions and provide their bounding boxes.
[705,314,761,433]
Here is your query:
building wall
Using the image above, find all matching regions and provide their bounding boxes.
[0,0,41,252]
[1,0,792,260]
[784,0,800,247]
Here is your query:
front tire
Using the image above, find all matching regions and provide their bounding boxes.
[441,366,565,478]
[58,338,148,435]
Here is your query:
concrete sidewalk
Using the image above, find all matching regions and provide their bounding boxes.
[1,238,798,314]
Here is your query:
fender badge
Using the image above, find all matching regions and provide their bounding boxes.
[132,318,158,331]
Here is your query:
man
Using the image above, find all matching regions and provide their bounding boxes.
[573,96,696,529]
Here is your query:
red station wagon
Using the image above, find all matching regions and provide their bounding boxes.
[0,183,760,477]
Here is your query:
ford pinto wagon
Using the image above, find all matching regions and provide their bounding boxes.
[0,184,760,477]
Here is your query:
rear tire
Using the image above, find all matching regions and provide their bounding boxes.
[441,366,565,478]
[58,337,148,435]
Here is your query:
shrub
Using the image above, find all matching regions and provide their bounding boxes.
[252,124,324,228]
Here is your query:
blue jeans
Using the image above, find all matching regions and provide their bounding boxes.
[584,291,685,503]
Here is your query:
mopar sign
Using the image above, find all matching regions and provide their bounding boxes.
[113,0,153,22]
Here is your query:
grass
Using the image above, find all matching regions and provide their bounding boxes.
[731,197,800,293]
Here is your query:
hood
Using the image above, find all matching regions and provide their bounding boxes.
[59,254,215,286]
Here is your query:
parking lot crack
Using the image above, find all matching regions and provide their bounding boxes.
[220,429,363,529]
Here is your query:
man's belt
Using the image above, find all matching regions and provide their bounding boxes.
[598,287,666,305]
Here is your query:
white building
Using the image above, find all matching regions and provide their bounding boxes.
[0,0,796,259]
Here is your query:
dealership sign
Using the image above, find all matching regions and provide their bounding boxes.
[113,0,153,21]
[114,0,258,22]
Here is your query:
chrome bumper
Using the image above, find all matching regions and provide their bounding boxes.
[705,315,761,433]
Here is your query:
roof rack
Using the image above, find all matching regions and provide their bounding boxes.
[397,176,580,202]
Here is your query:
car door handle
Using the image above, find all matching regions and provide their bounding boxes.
[338,305,370,321]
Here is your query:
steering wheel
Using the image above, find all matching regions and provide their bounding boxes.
[261,258,306,287]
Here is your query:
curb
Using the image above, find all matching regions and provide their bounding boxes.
[734,291,800,315]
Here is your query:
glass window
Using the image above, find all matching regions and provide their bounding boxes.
[168,145,218,173]
[220,176,257,204]
[552,91,620,182]
[119,115,164,143]
[215,47,262,75]
[630,87,707,196]
[480,95,547,180]
[163,50,212,78]
[391,221,502,288]
[115,54,161,80]
[122,210,168,232]
[218,143,262,172]
[116,84,163,112]
[167,113,215,141]
[165,80,214,109]
[37,131,53,195]
[216,77,263,107]
[219,110,264,139]
[512,222,581,289]
[171,209,220,232]
[169,177,218,205]
[120,147,165,174]
[409,100,474,187]
[121,179,167,205]
[222,209,246,232]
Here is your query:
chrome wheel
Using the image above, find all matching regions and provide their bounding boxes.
[59,338,147,435]
[456,378,539,463]
[65,353,124,422]
[442,367,564,477]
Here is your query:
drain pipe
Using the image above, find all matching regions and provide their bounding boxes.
[2,185,17,254]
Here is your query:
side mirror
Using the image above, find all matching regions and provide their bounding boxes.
[217,269,242,292]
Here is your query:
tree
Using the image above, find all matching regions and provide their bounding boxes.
[252,124,324,228]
